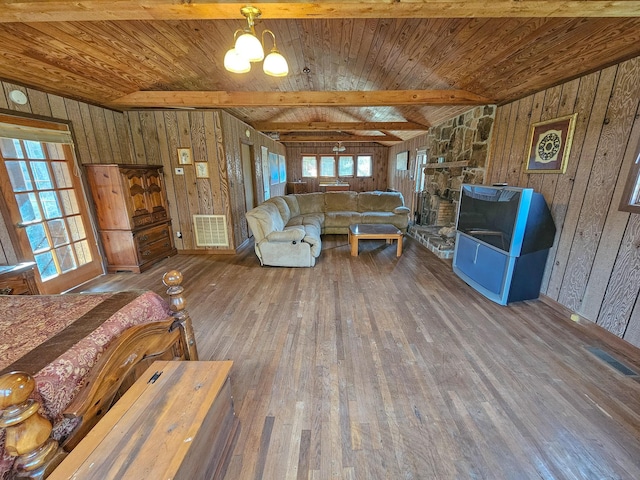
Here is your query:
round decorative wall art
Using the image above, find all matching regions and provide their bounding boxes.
[525,113,577,174]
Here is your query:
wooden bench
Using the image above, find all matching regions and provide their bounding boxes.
[49,361,239,480]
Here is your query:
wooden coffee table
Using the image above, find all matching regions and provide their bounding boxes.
[348,224,403,257]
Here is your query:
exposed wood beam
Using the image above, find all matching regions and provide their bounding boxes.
[110,90,492,109]
[278,134,401,142]
[251,121,430,132]
[1,1,640,22]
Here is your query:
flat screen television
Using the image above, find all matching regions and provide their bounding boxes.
[456,184,555,256]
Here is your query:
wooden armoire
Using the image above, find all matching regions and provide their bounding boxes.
[84,164,177,273]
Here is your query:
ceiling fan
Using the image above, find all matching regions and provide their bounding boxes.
[332,142,346,153]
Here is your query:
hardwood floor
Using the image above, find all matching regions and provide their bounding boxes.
[74,235,640,479]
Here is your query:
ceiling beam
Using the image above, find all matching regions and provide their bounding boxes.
[110,90,492,109]
[251,121,430,132]
[2,1,640,22]
[278,133,402,142]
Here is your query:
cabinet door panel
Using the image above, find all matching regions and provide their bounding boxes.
[123,169,148,216]
[455,235,508,294]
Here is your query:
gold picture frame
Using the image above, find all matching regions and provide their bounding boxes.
[195,162,209,178]
[177,147,192,165]
[524,114,577,174]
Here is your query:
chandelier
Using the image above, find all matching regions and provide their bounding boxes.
[332,142,346,153]
[223,6,289,77]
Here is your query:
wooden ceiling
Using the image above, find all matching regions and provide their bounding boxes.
[1,1,640,144]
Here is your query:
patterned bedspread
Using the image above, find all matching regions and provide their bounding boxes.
[0,290,172,478]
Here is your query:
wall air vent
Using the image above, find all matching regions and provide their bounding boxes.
[193,215,229,247]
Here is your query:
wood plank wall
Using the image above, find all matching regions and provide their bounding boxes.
[125,110,285,251]
[0,80,133,265]
[284,142,389,192]
[0,79,286,261]
[486,56,640,348]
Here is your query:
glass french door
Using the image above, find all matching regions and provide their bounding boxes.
[0,136,102,293]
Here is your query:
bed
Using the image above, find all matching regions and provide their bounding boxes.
[0,270,198,479]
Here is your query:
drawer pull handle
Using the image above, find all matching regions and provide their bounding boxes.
[139,235,148,242]
[0,287,13,295]
[142,250,151,256]
[474,243,480,264]
[163,242,170,247]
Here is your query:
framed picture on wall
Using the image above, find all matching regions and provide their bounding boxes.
[396,151,409,170]
[177,147,192,165]
[195,162,209,178]
[524,114,577,174]
[278,154,286,183]
[269,152,279,185]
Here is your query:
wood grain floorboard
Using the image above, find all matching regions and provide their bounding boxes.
[73,235,640,480]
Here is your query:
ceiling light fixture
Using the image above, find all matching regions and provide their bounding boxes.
[332,142,346,153]
[224,6,289,77]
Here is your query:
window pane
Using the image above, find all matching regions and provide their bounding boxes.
[320,156,335,177]
[302,156,317,177]
[6,161,33,191]
[58,189,80,215]
[25,223,50,252]
[16,192,41,223]
[51,161,73,188]
[31,162,53,189]
[46,143,65,160]
[74,240,92,265]
[56,245,77,273]
[67,215,86,241]
[34,251,57,280]
[357,155,373,177]
[338,156,354,177]
[0,138,23,159]
[24,141,45,159]
[39,191,62,219]
[48,218,70,247]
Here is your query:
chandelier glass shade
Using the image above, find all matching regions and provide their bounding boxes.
[235,29,264,62]
[223,47,251,74]
[224,6,289,77]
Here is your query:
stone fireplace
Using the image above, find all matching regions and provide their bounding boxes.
[409,105,495,258]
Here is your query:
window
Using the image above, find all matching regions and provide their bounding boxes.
[320,156,335,177]
[356,155,373,177]
[301,153,372,178]
[338,156,354,177]
[302,155,317,177]
[0,114,102,293]
[619,137,640,214]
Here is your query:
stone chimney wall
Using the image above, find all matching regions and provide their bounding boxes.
[420,105,496,226]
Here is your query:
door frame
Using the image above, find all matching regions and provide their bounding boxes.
[0,113,103,293]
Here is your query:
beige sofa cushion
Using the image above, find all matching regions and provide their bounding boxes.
[324,211,360,229]
[325,191,358,212]
[283,195,300,217]
[358,191,404,212]
[265,196,291,224]
[295,192,325,214]
[246,202,284,242]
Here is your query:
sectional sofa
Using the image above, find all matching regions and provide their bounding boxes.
[245,191,410,267]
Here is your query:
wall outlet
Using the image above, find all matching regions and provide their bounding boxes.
[176,231,182,238]
[175,167,184,175]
